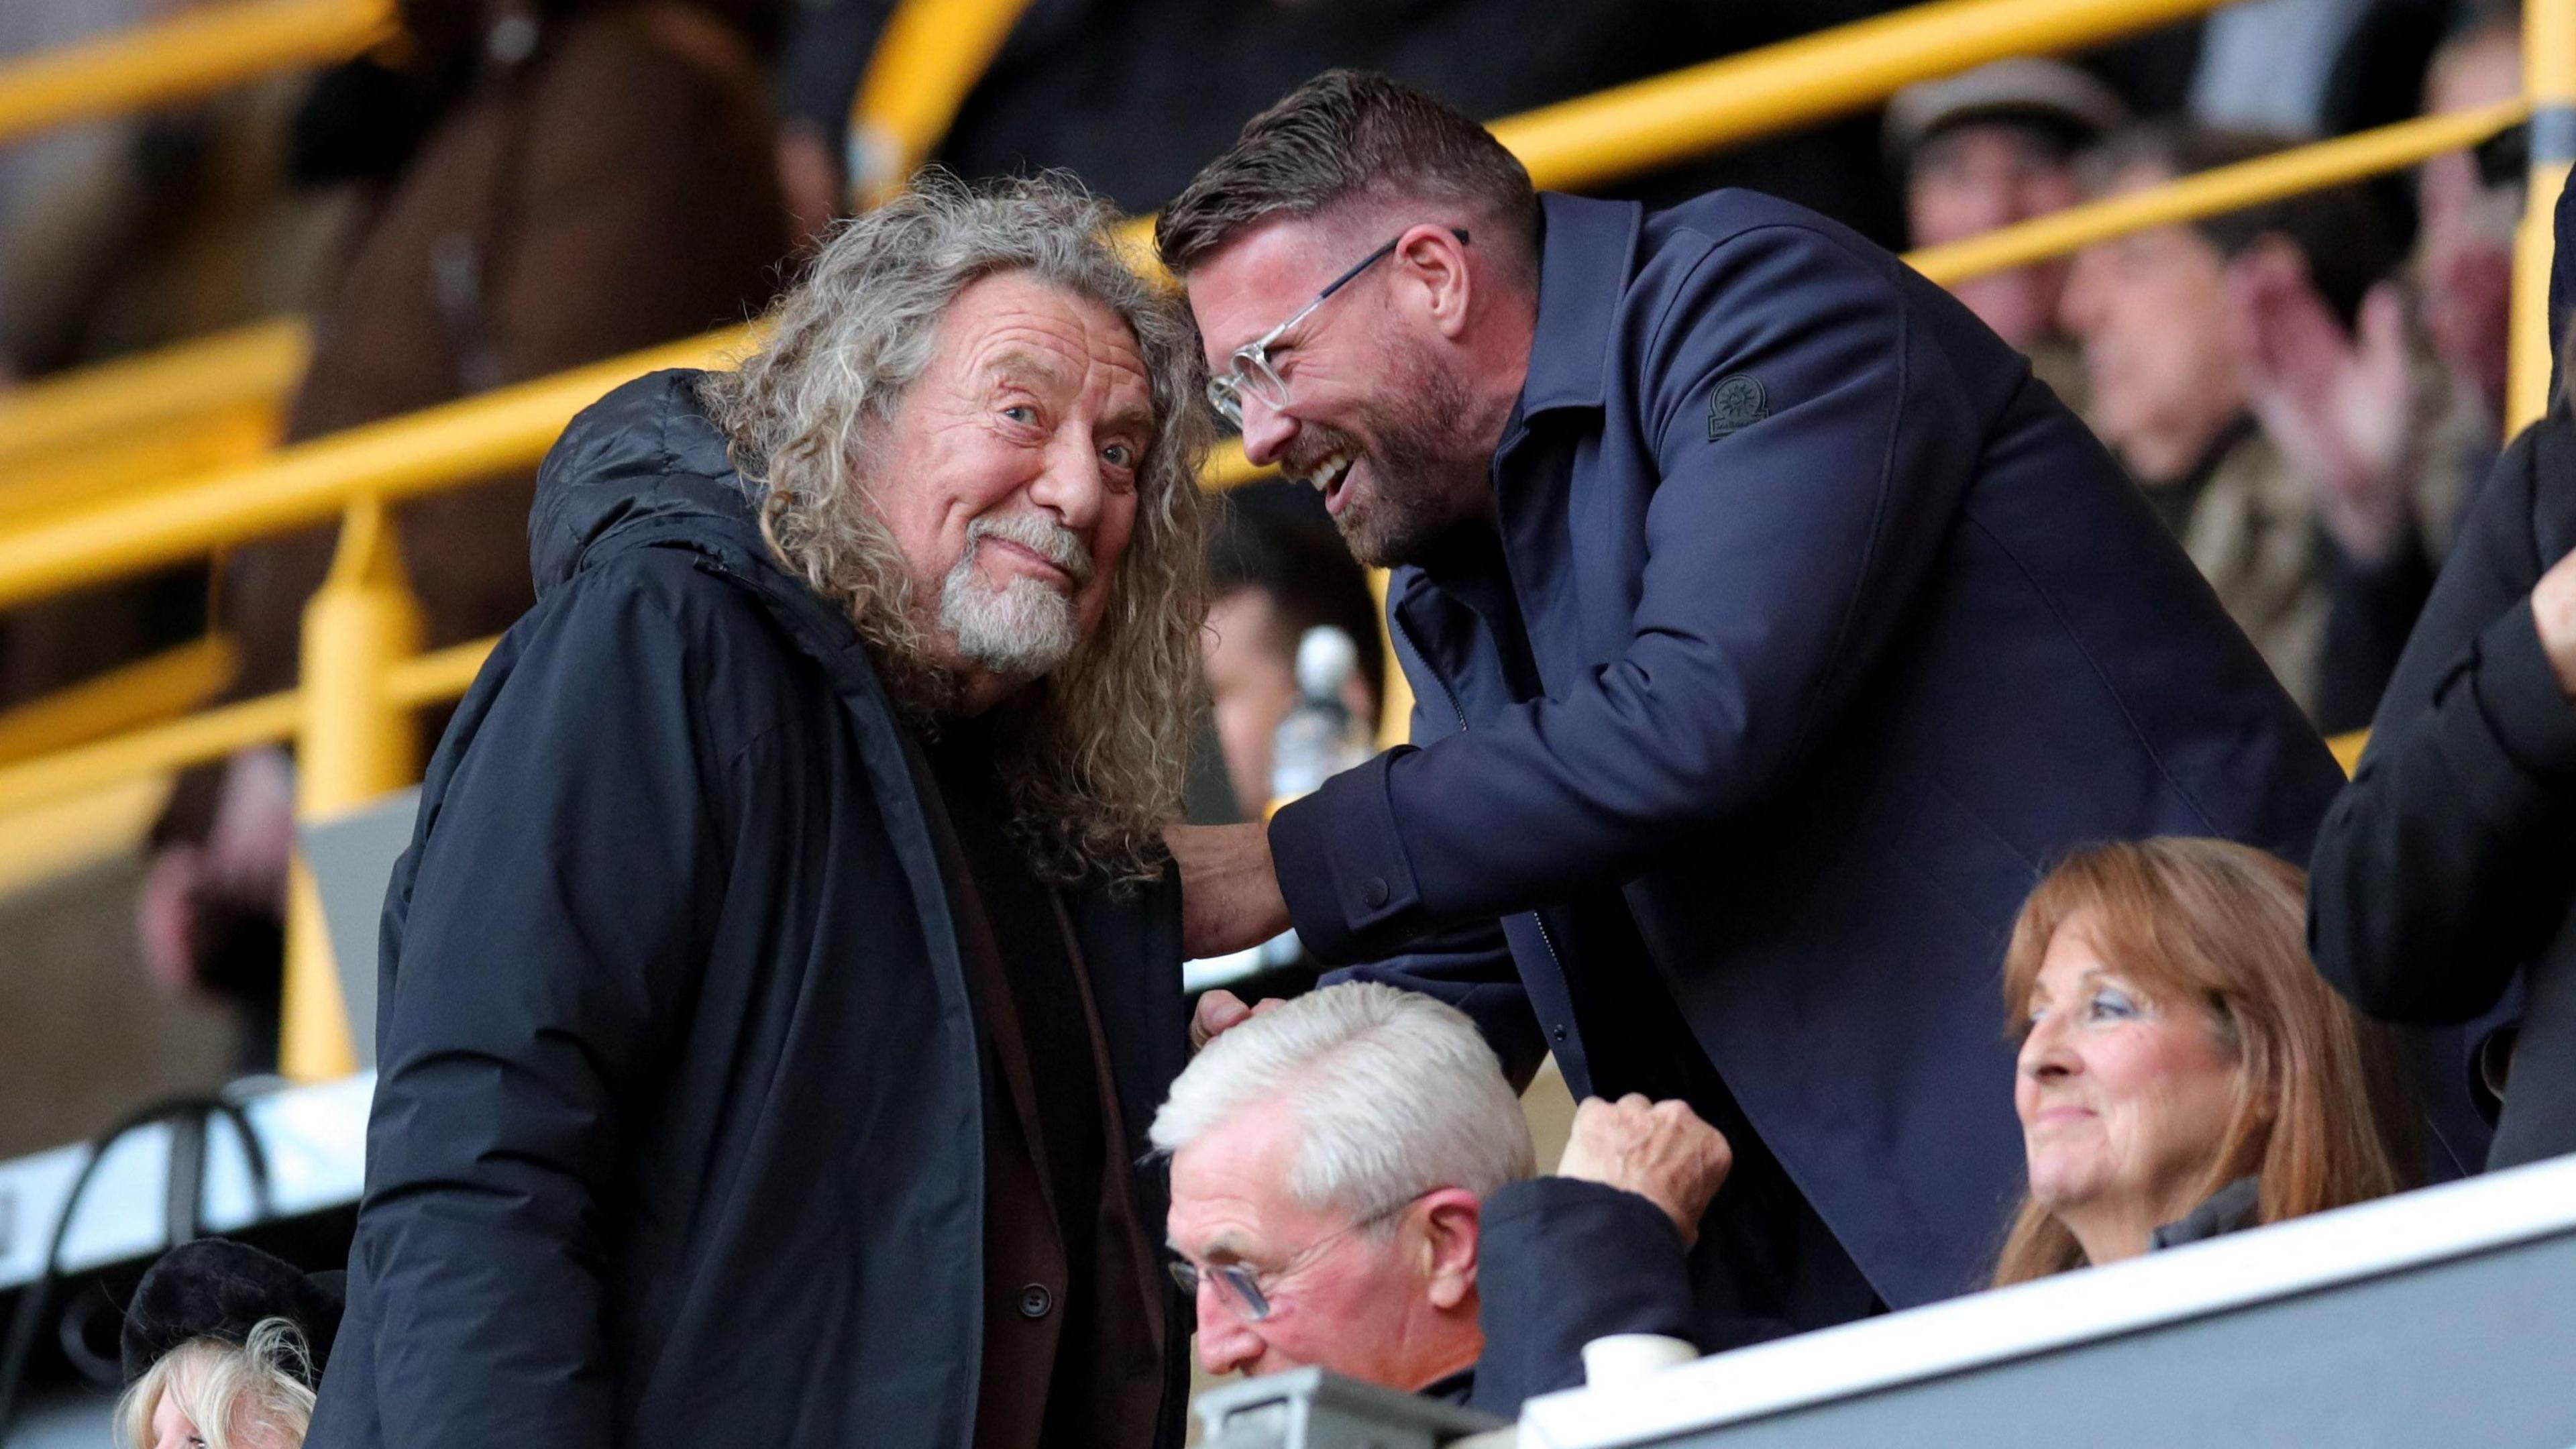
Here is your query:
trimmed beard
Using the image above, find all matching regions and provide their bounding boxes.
[1293,333,1485,569]
[938,510,1085,679]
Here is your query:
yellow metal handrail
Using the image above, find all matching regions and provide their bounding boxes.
[1911,100,2533,284]
[0,635,494,820]
[0,635,237,768]
[0,319,305,468]
[0,690,297,818]
[1489,0,2230,194]
[0,0,390,148]
[0,327,758,610]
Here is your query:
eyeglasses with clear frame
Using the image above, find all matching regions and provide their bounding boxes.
[1167,1189,1434,1323]
[1203,227,1470,429]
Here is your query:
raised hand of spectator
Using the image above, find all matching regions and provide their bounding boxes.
[2530,546,2576,704]
[2225,247,2417,566]
[136,748,296,997]
[1554,1095,1733,1246]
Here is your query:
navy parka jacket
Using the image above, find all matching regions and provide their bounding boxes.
[1270,191,2349,1311]
[305,372,1192,1449]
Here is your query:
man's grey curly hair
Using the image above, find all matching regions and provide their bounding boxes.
[700,173,1210,884]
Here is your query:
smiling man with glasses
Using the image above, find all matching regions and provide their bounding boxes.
[1156,68,2361,1344]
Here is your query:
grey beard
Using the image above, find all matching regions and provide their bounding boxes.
[938,527,1081,681]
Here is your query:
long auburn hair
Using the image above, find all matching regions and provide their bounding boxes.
[1990,839,2420,1285]
[702,174,1210,884]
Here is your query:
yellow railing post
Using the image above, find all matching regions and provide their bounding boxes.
[845,0,1034,209]
[279,497,421,1080]
[2509,0,2576,433]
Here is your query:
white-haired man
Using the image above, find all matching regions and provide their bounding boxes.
[308,177,1211,1449]
[1156,983,1735,1416]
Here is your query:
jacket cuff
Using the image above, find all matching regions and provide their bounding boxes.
[1484,1176,1692,1268]
[2469,602,2576,785]
[1267,749,1426,965]
[1469,1177,1696,1413]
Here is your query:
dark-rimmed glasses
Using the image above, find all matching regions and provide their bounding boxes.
[1167,1190,1433,1322]
[1203,227,1470,429]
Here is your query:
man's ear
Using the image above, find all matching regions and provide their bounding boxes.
[1396,223,1476,340]
[1415,1187,1483,1311]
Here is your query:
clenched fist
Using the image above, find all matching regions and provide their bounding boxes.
[1554,1094,1733,1245]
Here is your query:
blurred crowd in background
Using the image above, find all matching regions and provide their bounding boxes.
[0,0,2535,1150]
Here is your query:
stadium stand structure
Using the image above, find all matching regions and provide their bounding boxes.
[0,0,2570,1439]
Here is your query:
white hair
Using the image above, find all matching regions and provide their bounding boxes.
[1150,983,1536,1221]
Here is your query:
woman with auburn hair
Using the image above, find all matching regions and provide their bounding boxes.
[1994,838,2420,1285]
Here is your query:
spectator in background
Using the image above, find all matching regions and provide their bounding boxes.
[1203,504,1383,820]
[2214,7,2534,729]
[1997,838,2419,1283]
[2414,3,2522,458]
[2062,123,2457,729]
[1157,983,1737,1417]
[2308,182,2576,1173]
[1884,58,2127,409]
[140,0,796,1055]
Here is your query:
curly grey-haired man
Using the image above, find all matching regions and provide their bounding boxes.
[307,176,1209,1449]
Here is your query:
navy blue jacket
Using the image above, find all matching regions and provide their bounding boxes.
[1269,191,2348,1310]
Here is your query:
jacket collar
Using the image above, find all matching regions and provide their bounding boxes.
[2149,1175,2263,1251]
[1513,193,1642,419]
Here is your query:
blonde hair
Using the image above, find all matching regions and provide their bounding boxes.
[1990,839,2420,1285]
[701,172,1210,883]
[117,1318,315,1449]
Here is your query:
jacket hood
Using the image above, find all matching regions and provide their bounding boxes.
[2551,178,2573,404]
[527,369,766,597]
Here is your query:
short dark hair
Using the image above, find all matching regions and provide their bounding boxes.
[2081,123,2396,329]
[1156,70,1539,277]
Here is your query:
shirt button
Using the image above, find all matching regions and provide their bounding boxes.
[1362,877,1391,909]
[1018,1284,1054,1320]
[1551,1024,1568,1042]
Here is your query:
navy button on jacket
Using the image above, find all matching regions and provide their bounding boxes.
[1269,191,2348,1310]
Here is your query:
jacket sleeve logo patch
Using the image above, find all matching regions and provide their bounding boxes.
[1706,373,1769,441]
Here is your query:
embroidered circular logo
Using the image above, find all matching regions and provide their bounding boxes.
[1705,373,1769,441]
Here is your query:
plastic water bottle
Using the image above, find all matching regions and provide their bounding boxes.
[1241,627,1375,971]
[1268,626,1373,806]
